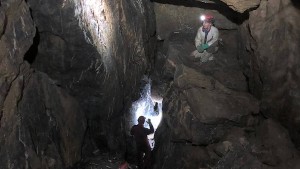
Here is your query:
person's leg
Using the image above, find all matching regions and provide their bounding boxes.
[143,148,152,169]
[189,50,212,63]
[137,149,144,169]
[189,50,203,61]
[206,42,218,54]
[201,42,218,61]
[190,43,218,62]
[199,51,211,62]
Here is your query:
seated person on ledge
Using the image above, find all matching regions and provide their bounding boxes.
[191,14,219,62]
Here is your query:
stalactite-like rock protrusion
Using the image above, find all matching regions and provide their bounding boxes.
[155,0,261,13]
[218,0,260,13]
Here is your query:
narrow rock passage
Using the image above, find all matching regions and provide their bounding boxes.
[72,27,300,169]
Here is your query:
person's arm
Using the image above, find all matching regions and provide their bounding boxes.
[195,28,202,47]
[207,27,219,46]
[145,119,154,135]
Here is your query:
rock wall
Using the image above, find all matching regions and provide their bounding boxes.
[26,0,156,151]
[0,0,85,168]
[239,0,300,147]
[153,0,300,168]
[153,31,300,169]
[0,0,156,168]
[154,2,239,40]
[154,0,260,13]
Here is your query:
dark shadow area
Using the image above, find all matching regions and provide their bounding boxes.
[24,27,40,64]
[28,8,34,20]
[0,15,7,38]
[243,73,251,93]
[291,0,300,9]
[152,0,249,24]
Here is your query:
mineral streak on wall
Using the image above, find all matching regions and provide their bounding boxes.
[73,0,115,71]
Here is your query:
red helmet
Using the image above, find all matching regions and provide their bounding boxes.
[201,14,215,23]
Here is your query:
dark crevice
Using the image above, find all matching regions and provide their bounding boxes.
[0,14,7,39]
[28,8,34,20]
[39,30,67,43]
[24,27,40,64]
[243,73,251,93]
[152,0,249,25]
[291,0,300,8]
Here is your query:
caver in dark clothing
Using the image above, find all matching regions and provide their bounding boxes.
[131,116,154,169]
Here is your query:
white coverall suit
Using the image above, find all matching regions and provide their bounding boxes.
[192,25,219,62]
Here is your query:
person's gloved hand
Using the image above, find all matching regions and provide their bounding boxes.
[202,43,209,50]
[196,45,205,53]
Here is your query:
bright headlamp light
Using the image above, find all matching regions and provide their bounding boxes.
[200,15,206,21]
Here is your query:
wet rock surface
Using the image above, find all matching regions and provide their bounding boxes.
[16,71,86,168]
[152,0,300,168]
[153,23,300,169]
[239,0,300,148]
[0,1,86,166]
[27,0,156,152]
[0,0,155,168]
[1,0,300,168]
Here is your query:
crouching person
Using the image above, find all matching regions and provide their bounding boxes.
[190,14,219,62]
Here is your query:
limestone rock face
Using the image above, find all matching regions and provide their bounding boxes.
[155,0,261,13]
[174,65,258,124]
[218,0,261,13]
[254,119,299,167]
[0,0,35,153]
[154,2,238,40]
[153,13,300,167]
[154,66,259,168]
[154,0,300,168]
[154,72,300,168]
[158,64,259,145]
[0,0,85,168]
[0,0,156,168]
[27,0,156,151]
[0,0,35,112]
[239,0,300,147]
